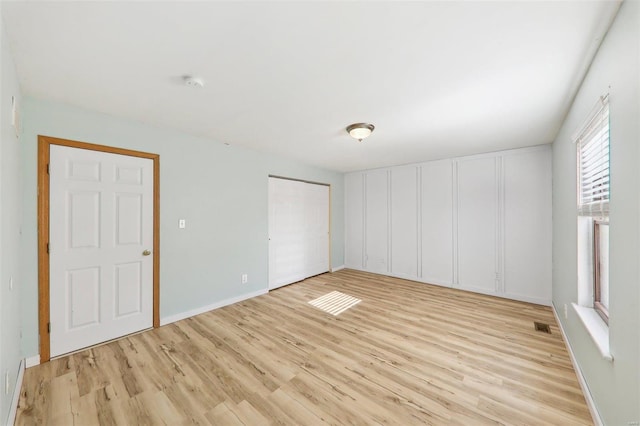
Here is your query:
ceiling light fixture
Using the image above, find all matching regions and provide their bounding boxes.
[183,75,204,88]
[346,123,375,142]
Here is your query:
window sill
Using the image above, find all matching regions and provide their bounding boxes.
[572,303,613,362]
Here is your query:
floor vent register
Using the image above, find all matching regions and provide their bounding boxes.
[534,321,551,334]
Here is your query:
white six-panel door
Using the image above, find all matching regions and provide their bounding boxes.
[268,177,329,290]
[49,145,154,357]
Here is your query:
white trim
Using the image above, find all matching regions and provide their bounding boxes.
[25,355,40,368]
[342,266,552,305]
[572,303,613,361]
[387,169,393,272]
[500,292,551,307]
[452,159,459,287]
[160,289,267,326]
[331,265,345,272]
[552,305,604,426]
[351,143,551,175]
[419,275,454,289]
[571,93,609,143]
[416,166,423,280]
[7,359,25,426]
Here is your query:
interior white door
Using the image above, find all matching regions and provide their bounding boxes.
[49,145,154,357]
[268,177,330,290]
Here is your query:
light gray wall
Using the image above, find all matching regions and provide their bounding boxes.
[0,11,24,424]
[20,97,344,358]
[552,1,639,424]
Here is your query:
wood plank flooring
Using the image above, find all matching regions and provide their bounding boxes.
[16,269,592,425]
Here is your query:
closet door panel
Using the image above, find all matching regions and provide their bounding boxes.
[504,148,552,304]
[390,167,418,278]
[421,160,454,286]
[268,178,307,289]
[457,157,497,293]
[365,170,389,273]
[345,173,364,269]
[305,183,330,277]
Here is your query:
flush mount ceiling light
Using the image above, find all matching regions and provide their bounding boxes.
[183,75,204,88]
[346,123,375,142]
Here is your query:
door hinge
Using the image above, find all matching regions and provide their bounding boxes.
[47,322,51,333]
[46,243,50,254]
[46,164,50,174]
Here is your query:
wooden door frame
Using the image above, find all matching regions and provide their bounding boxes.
[38,135,160,363]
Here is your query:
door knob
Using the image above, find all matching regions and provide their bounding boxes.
[142,250,151,256]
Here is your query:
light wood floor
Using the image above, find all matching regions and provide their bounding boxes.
[16,269,592,425]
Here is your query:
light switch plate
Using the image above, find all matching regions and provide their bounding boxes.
[179,219,186,229]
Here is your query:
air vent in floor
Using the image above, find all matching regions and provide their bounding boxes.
[534,321,551,334]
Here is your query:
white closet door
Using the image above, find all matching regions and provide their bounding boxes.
[269,178,306,289]
[457,157,497,293]
[345,173,364,269]
[503,148,551,303]
[305,183,330,277]
[268,177,329,290]
[364,170,389,273]
[390,166,418,278]
[421,160,454,286]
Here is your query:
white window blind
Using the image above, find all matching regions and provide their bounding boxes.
[576,95,609,217]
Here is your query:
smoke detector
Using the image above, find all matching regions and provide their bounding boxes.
[183,76,204,88]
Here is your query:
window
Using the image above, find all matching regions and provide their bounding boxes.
[576,95,609,324]
[577,97,609,216]
[593,220,609,323]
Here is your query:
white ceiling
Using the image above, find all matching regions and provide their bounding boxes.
[1,1,620,172]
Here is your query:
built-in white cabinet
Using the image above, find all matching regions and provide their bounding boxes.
[345,173,364,268]
[364,170,389,274]
[503,149,552,303]
[344,145,552,305]
[456,156,499,295]
[420,160,454,286]
[390,166,419,278]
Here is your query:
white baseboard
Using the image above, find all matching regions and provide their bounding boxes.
[552,304,603,426]
[331,265,345,272]
[343,266,551,306]
[160,289,268,326]
[25,355,40,368]
[7,359,25,426]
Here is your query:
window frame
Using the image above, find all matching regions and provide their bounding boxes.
[593,219,609,324]
[575,94,610,327]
